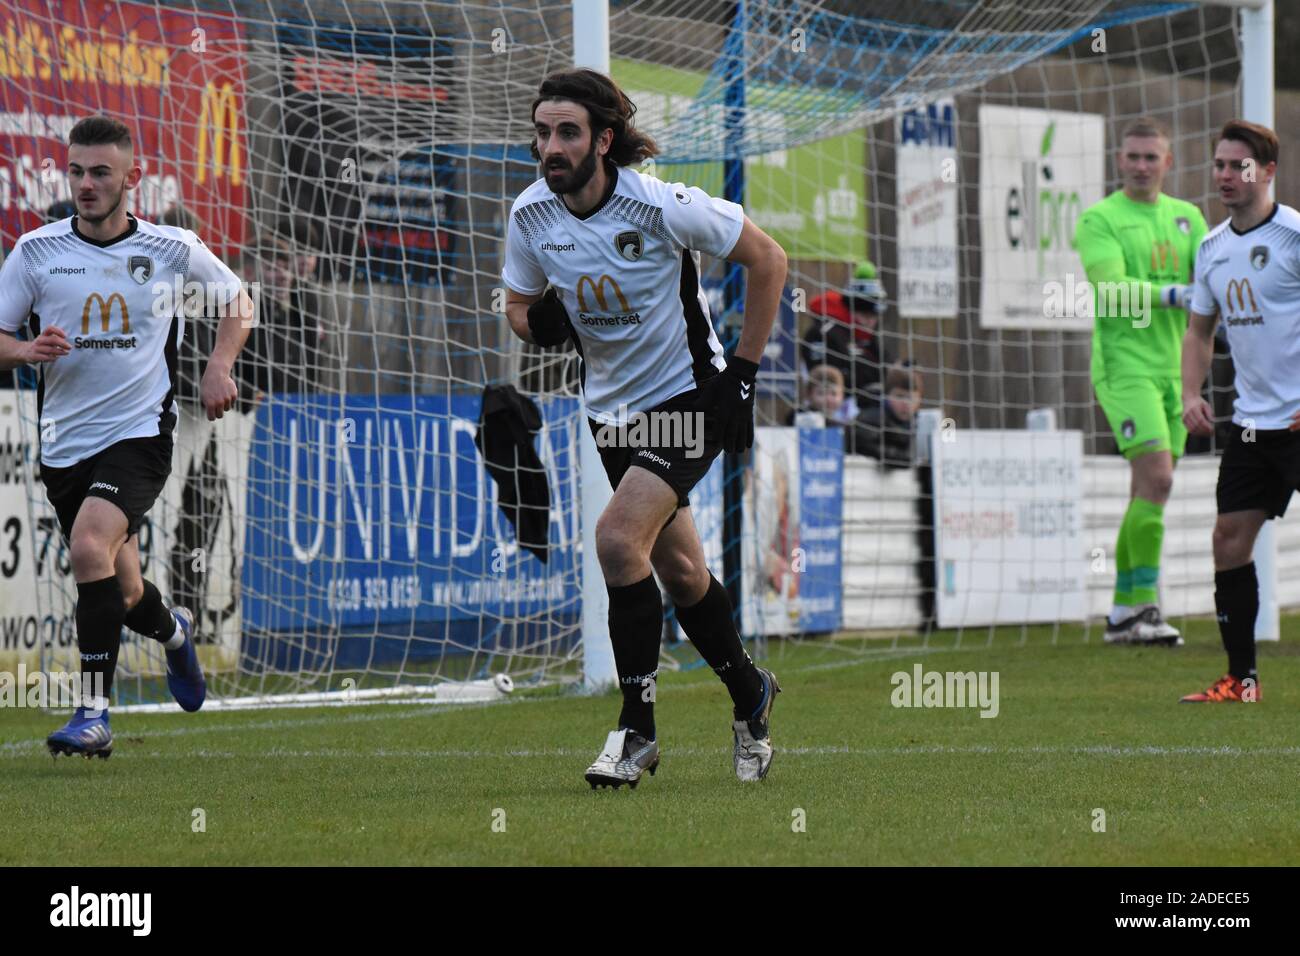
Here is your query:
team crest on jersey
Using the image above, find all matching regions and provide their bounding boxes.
[1121,419,1136,440]
[615,230,643,262]
[1250,245,1269,270]
[128,255,153,284]
[1175,217,1190,234]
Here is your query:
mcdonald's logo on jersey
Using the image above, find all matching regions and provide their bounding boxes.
[1224,277,1264,326]
[1150,240,1179,275]
[576,274,629,312]
[197,81,243,186]
[77,293,138,349]
[82,292,130,334]
[575,274,641,326]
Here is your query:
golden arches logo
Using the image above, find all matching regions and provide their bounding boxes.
[1150,241,1178,274]
[197,81,242,186]
[81,292,129,334]
[1226,277,1258,314]
[575,274,629,313]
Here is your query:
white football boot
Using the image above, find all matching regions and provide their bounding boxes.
[585,728,659,790]
[733,667,781,782]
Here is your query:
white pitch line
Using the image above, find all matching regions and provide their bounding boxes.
[6,743,1300,761]
[0,648,944,755]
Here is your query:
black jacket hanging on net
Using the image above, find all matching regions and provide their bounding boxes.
[475,384,551,564]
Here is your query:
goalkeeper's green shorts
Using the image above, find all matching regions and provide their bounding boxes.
[1094,375,1187,460]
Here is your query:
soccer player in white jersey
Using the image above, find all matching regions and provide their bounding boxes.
[0,116,254,755]
[502,70,788,785]
[1181,120,1300,703]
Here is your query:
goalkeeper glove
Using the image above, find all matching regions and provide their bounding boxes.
[527,287,572,348]
[696,354,760,454]
[1159,284,1193,310]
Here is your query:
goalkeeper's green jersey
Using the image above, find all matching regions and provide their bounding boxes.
[1074,190,1208,382]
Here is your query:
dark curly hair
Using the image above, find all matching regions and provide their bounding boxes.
[530,68,659,167]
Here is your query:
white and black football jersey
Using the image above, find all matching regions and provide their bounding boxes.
[0,215,241,466]
[503,164,744,424]
[1192,203,1300,430]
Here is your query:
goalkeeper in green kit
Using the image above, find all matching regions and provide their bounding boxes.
[1074,117,1208,645]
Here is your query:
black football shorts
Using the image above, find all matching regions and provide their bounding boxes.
[1216,422,1300,518]
[588,386,723,509]
[40,434,173,542]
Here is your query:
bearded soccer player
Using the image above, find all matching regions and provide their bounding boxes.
[1181,120,1300,703]
[1075,117,1208,645]
[0,117,254,757]
[503,70,788,786]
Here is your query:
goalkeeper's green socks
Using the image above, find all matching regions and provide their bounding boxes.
[1115,497,1166,610]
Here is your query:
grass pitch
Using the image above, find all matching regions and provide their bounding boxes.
[2,614,1298,866]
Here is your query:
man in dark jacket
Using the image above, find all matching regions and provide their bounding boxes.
[241,216,325,399]
[800,260,891,401]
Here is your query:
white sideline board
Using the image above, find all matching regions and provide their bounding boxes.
[932,429,1087,627]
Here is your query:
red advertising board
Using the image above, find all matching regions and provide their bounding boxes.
[0,0,246,257]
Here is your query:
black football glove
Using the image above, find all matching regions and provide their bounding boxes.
[527,287,572,348]
[697,355,759,453]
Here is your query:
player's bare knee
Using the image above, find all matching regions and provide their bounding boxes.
[1212,522,1250,568]
[68,532,112,577]
[1147,472,1174,504]
[595,518,642,577]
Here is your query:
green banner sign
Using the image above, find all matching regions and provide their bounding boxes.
[612,58,866,262]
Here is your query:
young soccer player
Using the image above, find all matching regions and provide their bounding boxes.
[0,116,254,756]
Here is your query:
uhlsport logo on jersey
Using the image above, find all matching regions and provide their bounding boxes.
[1224,277,1264,326]
[575,273,641,326]
[77,292,137,349]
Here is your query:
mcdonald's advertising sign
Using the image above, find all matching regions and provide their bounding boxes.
[0,0,247,257]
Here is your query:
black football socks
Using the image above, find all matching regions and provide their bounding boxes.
[1215,563,1259,683]
[75,576,126,705]
[123,578,179,646]
[608,574,663,740]
[673,573,764,719]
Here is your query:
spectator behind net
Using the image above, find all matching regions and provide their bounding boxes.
[849,361,923,467]
[242,216,325,400]
[785,363,858,426]
[801,260,892,401]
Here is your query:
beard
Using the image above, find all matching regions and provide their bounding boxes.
[77,183,125,225]
[544,140,599,196]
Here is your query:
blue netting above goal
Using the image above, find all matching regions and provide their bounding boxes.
[613,0,1202,161]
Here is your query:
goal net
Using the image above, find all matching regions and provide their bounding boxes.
[0,0,1283,708]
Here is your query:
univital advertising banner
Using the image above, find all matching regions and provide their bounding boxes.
[242,394,581,665]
